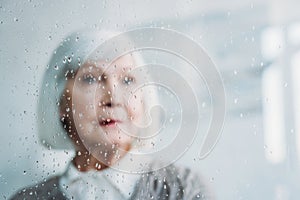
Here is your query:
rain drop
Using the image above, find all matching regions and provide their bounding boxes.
[234,98,238,104]
[95,163,101,169]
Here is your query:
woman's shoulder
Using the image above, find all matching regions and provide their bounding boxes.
[9,176,67,200]
[131,161,214,199]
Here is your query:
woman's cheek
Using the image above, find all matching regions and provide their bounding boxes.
[128,90,144,119]
[128,102,143,124]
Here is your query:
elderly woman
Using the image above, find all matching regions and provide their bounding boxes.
[10,30,212,200]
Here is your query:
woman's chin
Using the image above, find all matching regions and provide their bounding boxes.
[86,143,131,164]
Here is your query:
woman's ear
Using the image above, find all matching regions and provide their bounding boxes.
[59,79,73,129]
[59,77,73,122]
[58,78,79,140]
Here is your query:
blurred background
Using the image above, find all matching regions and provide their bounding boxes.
[1,0,300,199]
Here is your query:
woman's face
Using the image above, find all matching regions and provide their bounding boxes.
[60,54,145,166]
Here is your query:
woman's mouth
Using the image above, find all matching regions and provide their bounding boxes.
[99,119,121,127]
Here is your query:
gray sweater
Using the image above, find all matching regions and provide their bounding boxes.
[10,164,213,200]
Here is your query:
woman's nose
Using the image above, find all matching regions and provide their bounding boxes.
[98,77,119,107]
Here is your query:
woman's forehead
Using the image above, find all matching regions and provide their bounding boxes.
[80,54,137,74]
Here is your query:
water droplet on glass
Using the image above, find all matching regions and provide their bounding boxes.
[234,98,238,104]
[95,163,101,169]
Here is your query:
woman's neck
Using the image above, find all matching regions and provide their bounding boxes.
[71,143,131,172]
[72,151,109,172]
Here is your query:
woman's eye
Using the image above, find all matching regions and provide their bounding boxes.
[123,76,135,85]
[82,74,97,84]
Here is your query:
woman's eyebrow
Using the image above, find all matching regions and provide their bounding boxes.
[81,64,103,74]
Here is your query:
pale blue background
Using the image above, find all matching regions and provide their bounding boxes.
[1,0,300,199]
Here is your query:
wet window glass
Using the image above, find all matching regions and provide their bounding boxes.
[1,1,300,199]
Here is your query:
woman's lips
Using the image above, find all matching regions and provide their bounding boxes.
[99,119,121,127]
